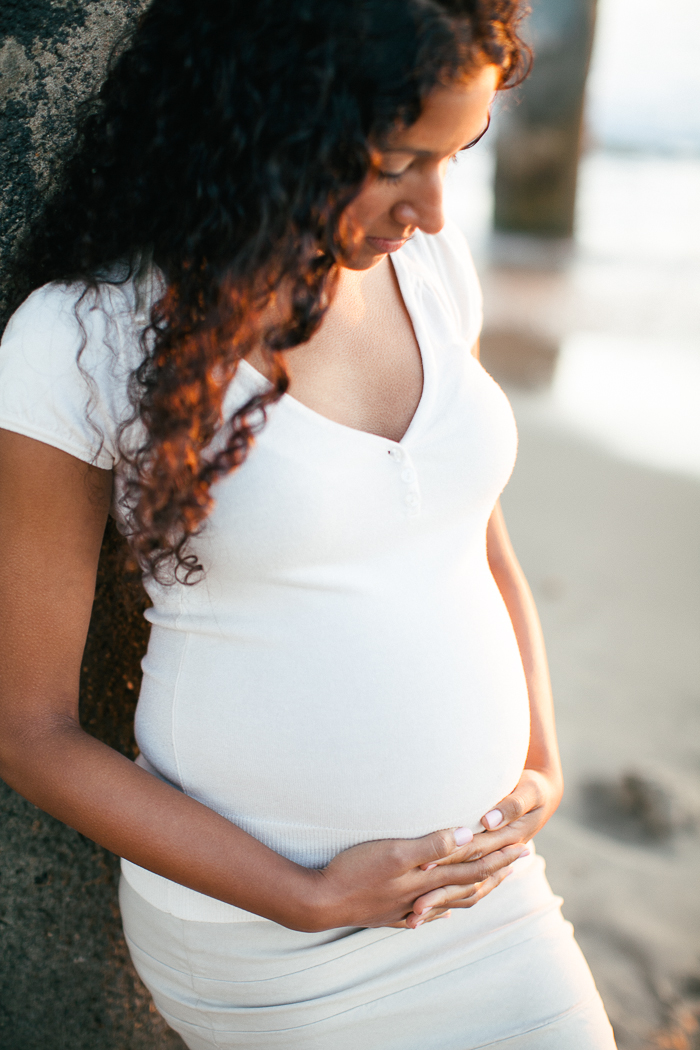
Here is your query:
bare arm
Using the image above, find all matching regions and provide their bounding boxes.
[0,431,520,931]
[476,336,563,795]
[486,499,563,793]
[0,431,325,926]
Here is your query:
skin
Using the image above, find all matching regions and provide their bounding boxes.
[339,64,500,271]
[0,65,563,933]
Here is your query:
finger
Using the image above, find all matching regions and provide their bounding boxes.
[399,825,474,871]
[421,835,490,869]
[385,908,452,930]
[405,908,452,930]
[421,865,516,916]
[461,826,536,862]
[452,842,525,883]
[448,866,513,908]
[418,828,474,871]
[421,831,504,868]
[481,773,546,831]
[415,850,524,915]
[425,811,539,870]
[419,843,524,903]
[412,882,479,914]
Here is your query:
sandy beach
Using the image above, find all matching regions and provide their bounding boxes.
[445,138,700,1048]
[503,407,700,1050]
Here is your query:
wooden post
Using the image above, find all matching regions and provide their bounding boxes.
[494,0,598,238]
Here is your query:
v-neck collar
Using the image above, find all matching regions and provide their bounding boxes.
[236,251,436,449]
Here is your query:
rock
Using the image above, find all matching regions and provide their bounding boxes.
[583,766,700,842]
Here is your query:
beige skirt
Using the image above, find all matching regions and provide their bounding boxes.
[119,853,616,1049]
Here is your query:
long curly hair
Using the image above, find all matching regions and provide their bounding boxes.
[13,0,530,583]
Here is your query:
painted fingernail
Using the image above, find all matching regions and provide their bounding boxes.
[454,826,473,846]
[519,847,531,858]
[424,862,438,871]
[483,810,503,830]
[415,919,425,927]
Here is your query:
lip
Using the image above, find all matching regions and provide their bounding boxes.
[365,235,409,254]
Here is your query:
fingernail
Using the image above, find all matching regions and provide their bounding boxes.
[436,911,452,919]
[424,862,438,871]
[483,810,503,830]
[454,826,473,846]
[414,919,425,927]
[519,847,531,858]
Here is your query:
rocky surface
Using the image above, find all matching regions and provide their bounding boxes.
[0,4,184,1047]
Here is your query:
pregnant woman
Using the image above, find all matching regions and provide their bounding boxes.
[0,1,616,1046]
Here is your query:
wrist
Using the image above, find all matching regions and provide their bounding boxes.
[525,764,564,810]
[269,866,338,933]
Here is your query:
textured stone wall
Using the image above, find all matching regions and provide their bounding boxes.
[0,2,183,1046]
[1,1,143,319]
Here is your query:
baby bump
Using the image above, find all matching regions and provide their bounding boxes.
[135,602,531,868]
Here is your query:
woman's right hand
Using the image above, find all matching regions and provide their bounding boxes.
[307,828,526,931]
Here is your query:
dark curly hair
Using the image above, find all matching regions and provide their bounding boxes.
[13,0,530,583]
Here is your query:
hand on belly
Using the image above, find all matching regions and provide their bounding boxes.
[407,767,564,922]
[311,824,526,931]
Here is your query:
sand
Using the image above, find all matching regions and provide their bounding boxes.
[502,408,700,1050]
[451,146,700,1049]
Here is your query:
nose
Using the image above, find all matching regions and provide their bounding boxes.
[390,170,445,236]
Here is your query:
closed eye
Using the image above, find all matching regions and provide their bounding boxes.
[459,111,492,152]
[375,112,491,182]
[376,169,407,183]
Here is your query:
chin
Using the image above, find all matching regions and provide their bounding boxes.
[337,246,386,271]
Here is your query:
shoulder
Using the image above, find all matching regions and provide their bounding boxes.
[2,282,84,350]
[1,278,147,366]
[399,219,483,348]
[0,277,154,468]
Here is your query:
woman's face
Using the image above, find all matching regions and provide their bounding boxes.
[339,63,501,270]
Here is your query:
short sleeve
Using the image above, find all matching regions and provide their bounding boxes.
[0,282,141,468]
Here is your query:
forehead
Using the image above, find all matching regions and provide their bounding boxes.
[380,65,500,155]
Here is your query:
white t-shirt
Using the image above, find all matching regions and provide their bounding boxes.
[0,221,530,922]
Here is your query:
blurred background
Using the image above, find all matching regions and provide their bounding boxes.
[1,1,698,1048]
[443,1,700,1047]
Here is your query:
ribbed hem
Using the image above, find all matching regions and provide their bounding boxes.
[125,756,483,924]
[121,810,483,924]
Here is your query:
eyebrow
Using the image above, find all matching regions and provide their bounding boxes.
[380,147,437,157]
[379,116,491,157]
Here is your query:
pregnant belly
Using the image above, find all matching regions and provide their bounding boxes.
[136,603,531,869]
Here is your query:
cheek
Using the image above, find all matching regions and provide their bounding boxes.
[343,185,391,237]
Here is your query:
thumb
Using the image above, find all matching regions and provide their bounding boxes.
[404,826,474,868]
[481,772,545,831]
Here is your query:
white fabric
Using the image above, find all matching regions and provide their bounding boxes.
[119,857,617,1049]
[0,222,530,924]
[0,280,143,469]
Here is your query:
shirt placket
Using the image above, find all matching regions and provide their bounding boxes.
[387,445,422,519]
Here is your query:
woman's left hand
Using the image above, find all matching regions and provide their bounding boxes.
[407,768,563,922]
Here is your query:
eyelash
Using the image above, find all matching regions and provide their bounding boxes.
[375,114,491,184]
[376,153,460,183]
